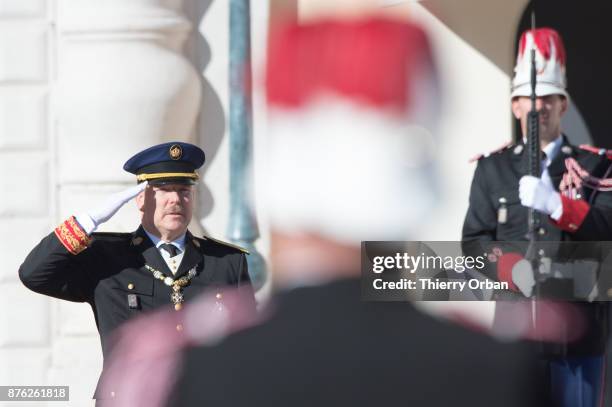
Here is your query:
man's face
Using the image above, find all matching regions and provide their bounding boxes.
[137,183,194,240]
[512,95,568,145]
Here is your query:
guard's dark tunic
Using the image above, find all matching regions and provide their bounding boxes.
[18,225,254,396]
[172,279,551,407]
[462,135,612,356]
[463,136,612,246]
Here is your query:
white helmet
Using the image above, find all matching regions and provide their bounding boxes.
[511,28,568,98]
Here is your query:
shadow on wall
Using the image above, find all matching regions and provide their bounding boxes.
[517,1,612,148]
[421,0,527,76]
[183,0,226,232]
[421,0,602,148]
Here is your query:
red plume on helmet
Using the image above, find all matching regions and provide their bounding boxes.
[518,28,566,66]
[512,27,568,98]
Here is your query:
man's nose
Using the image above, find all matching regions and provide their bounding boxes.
[534,98,546,112]
[167,191,180,203]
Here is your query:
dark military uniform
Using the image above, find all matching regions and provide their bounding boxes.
[18,225,254,397]
[462,134,612,356]
[463,135,612,248]
[171,279,551,407]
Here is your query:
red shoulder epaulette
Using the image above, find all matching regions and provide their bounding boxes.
[579,144,612,160]
[469,141,513,163]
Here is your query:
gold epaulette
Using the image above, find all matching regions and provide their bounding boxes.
[469,140,513,163]
[202,235,250,254]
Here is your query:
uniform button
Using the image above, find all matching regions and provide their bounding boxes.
[176,324,183,332]
[110,391,115,398]
[569,223,578,230]
[216,292,222,300]
[538,249,546,257]
[128,283,134,290]
[537,227,546,236]
[608,288,612,298]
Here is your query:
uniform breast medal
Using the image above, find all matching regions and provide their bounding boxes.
[144,264,197,311]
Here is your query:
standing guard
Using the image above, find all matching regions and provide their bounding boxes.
[462,28,612,407]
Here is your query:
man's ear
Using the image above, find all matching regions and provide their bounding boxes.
[136,190,145,212]
[560,96,569,115]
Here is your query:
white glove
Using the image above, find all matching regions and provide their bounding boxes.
[76,182,148,234]
[519,173,563,220]
[511,259,535,297]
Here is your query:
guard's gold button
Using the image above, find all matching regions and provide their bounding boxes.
[110,391,115,398]
[216,292,222,300]
[569,223,578,230]
[128,283,134,290]
[538,227,546,236]
[176,324,183,331]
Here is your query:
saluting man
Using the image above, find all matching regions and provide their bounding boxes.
[462,28,612,407]
[19,141,254,401]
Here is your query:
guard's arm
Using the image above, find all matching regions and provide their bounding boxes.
[19,182,146,302]
[19,217,95,302]
[550,195,612,241]
[462,161,499,281]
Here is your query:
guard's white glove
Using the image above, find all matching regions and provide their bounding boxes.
[511,259,535,297]
[519,173,563,220]
[75,182,148,234]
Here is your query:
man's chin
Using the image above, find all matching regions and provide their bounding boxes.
[161,221,189,235]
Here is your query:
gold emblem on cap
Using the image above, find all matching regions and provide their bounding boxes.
[169,144,183,160]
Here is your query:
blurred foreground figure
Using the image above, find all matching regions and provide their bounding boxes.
[167,18,550,407]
